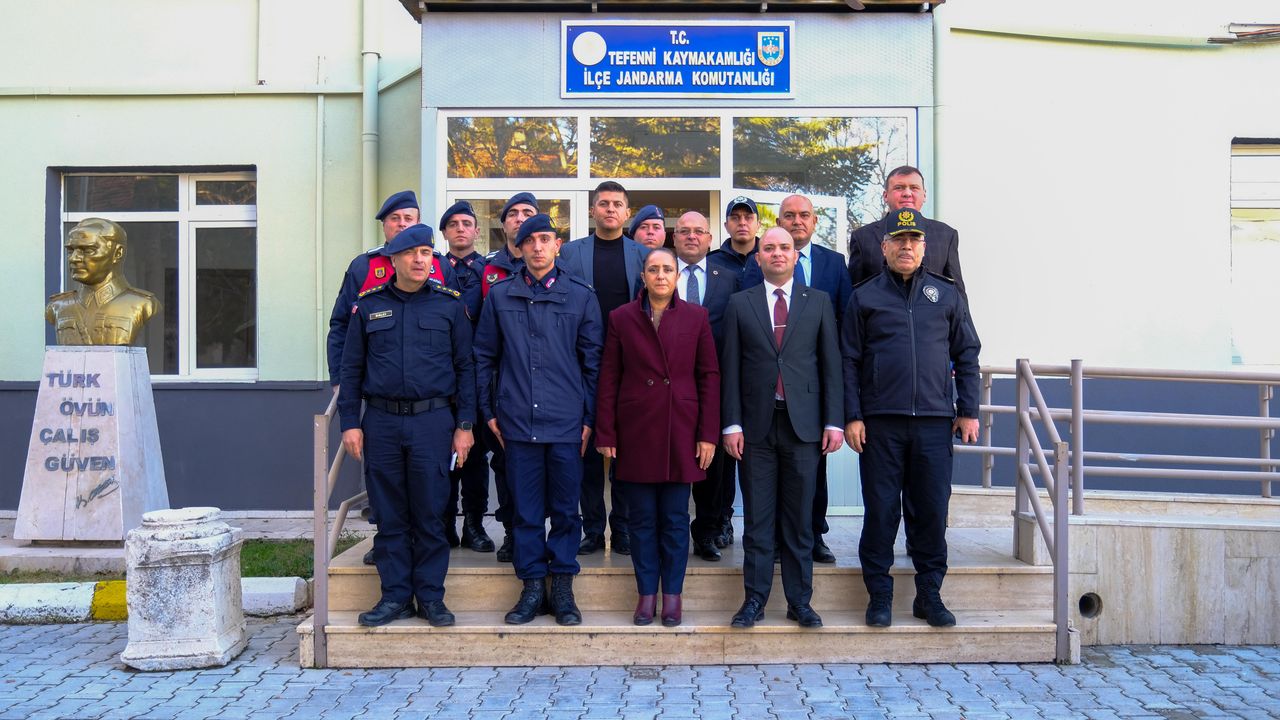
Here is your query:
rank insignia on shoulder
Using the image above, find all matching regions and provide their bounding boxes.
[432,284,462,298]
[358,283,388,298]
[369,310,393,320]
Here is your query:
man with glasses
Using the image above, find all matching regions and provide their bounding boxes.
[670,211,742,562]
[842,208,980,629]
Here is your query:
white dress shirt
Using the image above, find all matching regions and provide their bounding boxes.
[676,257,707,305]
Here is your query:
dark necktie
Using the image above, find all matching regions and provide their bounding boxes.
[773,288,787,400]
[795,255,807,285]
[685,266,700,305]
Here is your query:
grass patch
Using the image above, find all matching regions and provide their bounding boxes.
[240,533,364,578]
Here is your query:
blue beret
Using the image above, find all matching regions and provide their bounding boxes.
[438,200,476,230]
[380,224,435,255]
[515,214,556,246]
[376,190,418,221]
[887,208,926,237]
[628,205,665,237]
[724,195,758,217]
[501,192,538,221]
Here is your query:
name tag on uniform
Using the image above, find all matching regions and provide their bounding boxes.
[369,310,393,320]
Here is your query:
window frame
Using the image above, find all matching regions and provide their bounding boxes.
[60,171,259,382]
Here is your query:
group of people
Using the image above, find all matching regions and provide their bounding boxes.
[330,165,981,632]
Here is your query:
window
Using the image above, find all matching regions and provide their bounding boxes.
[1230,144,1280,366]
[61,172,258,380]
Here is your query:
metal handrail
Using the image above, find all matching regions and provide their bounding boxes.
[971,361,1280,503]
[311,391,366,669]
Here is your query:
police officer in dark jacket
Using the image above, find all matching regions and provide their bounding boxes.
[439,201,493,553]
[338,223,477,628]
[841,208,981,629]
[477,192,539,562]
[712,195,760,282]
[474,214,604,627]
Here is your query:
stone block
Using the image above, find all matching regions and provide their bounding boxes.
[241,577,309,616]
[121,508,247,671]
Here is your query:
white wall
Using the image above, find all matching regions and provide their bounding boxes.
[936,0,1280,370]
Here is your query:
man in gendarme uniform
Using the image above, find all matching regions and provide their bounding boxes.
[338,223,476,628]
[841,208,981,629]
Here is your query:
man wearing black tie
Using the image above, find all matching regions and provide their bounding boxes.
[720,227,845,629]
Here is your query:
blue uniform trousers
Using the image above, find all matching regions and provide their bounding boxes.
[580,431,628,538]
[505,440,582,579]
[363,405,453,605]
[739,408,819,608]
[858,415,953,597]
[618,480,691,595]
[447,426,490,519]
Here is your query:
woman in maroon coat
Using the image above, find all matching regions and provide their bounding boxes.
[596,247,720,627]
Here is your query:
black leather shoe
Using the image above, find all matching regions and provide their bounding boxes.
[730,598,765,628]
[462,514,495,553]
[496,531,514,563]
[505,578,548,625]
[358,599,414,627]
[786,603,823,628]
[549,574,582,626]
[715,519,734,549]
[417,599,455,627]
[865,593,893,627]
[611,532,631,556]
[913,580,957,627]
[577,533,604,555]
[694,538,721,562]
[361,548,375,565]
[812,539,836,564]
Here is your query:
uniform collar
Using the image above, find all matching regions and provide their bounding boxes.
[76,274,130,307]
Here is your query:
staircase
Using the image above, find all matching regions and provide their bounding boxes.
[297,520,1057,667]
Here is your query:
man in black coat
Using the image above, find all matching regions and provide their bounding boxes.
[720,227,845,630]
[848,165,966,293]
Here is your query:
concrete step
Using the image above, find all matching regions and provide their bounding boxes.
[298,609,1057,667]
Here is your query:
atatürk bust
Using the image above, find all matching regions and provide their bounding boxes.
[46,218,160,346]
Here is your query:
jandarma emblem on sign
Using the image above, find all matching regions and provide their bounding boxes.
[758,32,784,66]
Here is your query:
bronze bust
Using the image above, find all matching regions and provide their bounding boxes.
[46,218,159,346]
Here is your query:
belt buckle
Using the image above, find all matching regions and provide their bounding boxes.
[397,401,412,415]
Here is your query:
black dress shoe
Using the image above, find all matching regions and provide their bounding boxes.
[417,599,455,627]
[577,534,604,555]
[505,578,548,625]
[812,539,836,564]
[358,599,414,627]
[361,548,375,565]
[786,603,823,628]
[694,538,721,562]
[865,593,893,627]
[715,520,734,549]
[730,598,765,628]
[461,514,495,553]
[611,532,631,556]
[496,531,514,563]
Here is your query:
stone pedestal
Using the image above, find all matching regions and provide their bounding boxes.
[16,346,169,542]
[121,507,247,671]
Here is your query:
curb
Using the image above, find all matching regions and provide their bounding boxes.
[0,577,310,624]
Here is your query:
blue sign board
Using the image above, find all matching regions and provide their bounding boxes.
[562,21,793,99]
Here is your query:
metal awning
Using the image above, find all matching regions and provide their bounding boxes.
[397,0,940,22]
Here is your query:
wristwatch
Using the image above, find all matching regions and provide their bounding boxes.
[457,421,474,431]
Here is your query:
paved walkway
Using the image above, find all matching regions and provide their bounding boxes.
[1,616,1277,719]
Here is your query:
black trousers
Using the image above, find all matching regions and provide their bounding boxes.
[691,446,735,542]
[483,422,512,530]
[739,406,819,608]
[446,425,489,520]
[579,430,628,538]
[858,415,953,597]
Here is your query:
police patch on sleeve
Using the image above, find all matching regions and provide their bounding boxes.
[923,285,940,303]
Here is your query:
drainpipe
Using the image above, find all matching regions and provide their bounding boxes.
[361,0,381,249]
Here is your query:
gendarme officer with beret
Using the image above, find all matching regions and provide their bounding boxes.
[339,223,477,628]
[474,213,603,627]
[841,208,981,629]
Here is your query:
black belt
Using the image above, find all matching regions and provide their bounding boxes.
[366,396,452,415]
[774,399,788,410]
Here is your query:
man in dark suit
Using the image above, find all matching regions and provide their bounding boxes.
[721,227,845,629]
[848,165,966,293]
[743,194,853,564]
[672,211,741,562]
[557,181,648,556]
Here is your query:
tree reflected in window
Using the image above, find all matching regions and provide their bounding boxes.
[448,117,578,178]
[733,116,908,227]
[591,117,719,178]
